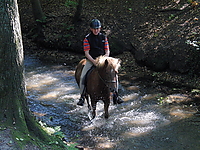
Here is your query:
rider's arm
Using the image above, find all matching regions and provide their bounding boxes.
[104,37,110,57]
[83,38,97,66]
[85,51,97,66]
[105,49,110,57]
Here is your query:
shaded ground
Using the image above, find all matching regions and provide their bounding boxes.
[19,0,200,72]
[19,0,200,88]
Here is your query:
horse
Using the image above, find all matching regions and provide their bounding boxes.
[75,56,121,119]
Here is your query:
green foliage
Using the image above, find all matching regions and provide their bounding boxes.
[65,0,78,8]
[169,14,175,20]
[157,97,165,105]
[66,26,74,31]
[67,40,72,46]
[36,16,46,23]
[63,34,71,38]
[191,89,200,93]
[0,127,6,130]
[38,121,78,149]
[152,72,159,77]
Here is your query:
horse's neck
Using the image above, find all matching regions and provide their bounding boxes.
[96,67,109,84]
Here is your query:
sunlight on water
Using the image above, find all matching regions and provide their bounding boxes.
[119,111,159,125]
[142,94,160,100]
[39,91,60,100]
[125,126,155,137]
[59,94,79,102]
[25,55,199,150]
[25,64,78,102]
[97,141,115,149]
[26,72,58,89]
[123,93,139,102]
[169,107,195,119]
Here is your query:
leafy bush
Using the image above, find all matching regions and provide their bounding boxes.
[65,0,78,8]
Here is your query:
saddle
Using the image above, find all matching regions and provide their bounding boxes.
[84,65,96,86]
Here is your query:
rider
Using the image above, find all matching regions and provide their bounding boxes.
[77,19,124,106]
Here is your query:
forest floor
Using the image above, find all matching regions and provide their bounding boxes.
[1,0,200,149]
[19,0,200,96]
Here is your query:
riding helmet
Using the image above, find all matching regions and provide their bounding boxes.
[90,19,101,29]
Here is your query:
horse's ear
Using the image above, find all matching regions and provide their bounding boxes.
[118,58,121,64]
[115,58,121,72]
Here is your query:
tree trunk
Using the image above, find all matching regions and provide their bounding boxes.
[0,0,51,146]
[29,0,45,22]
[73,0,84,23]
[29,0,45,42]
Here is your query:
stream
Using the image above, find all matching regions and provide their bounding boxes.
[25,54,200,150]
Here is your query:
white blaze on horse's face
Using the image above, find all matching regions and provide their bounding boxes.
[106,67,118,92]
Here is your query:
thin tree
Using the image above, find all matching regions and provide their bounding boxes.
[73,0,84,23]
[29,0,46,41]
[30,0,45,22]
[0,0,65,148]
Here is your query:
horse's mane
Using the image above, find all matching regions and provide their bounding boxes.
[96,56,121,71]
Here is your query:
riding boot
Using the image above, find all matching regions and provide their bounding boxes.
[116,96,124,104]
[113,92,124,104]
[77,87,86,106]
[77,96,85,106]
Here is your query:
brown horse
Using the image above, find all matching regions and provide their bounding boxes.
[75,56,121,119]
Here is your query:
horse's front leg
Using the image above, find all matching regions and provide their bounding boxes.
[104,97,110,119]
[85,94,91,110]
[91,98,97,119]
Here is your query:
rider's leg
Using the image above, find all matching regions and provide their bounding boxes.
[113,91,124,104]
[113,74,124,104]
[77,60,93,106]
[77,83,86,106]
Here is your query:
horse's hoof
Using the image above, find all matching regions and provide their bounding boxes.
[77,98,84,106]
[113,101,117,105]
[117,97,124,104]
[105,115,109,119]
[77,102,84,106]
[91,115,96,120]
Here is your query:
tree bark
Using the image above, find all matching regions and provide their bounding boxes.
[29,0,45,22]
[29,0,45,42]
[73,0,84,23]
[0,0,51,146]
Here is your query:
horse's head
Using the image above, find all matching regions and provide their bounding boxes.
[96,56,121,92]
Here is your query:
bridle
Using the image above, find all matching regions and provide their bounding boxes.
[97,68,118,91]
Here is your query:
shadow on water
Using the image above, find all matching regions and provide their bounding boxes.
[25,55,200,150]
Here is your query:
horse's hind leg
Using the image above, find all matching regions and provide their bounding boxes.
[113,93,117,104]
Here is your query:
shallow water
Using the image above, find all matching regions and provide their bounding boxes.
[25,55,200,150]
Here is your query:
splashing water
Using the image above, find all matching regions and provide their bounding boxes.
[25,55,200,149]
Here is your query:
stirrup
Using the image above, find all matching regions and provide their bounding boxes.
[77,97,85,106]
[113,92,124,104]
[116,96,124,104]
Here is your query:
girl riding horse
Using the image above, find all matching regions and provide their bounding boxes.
[77,19,123,106]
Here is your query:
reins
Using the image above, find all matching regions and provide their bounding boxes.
[97,69,117,88]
